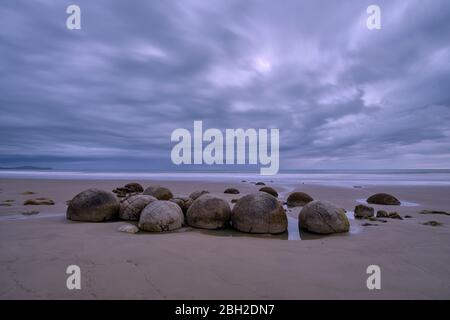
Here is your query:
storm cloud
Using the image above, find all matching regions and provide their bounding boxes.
[1,0,449,170]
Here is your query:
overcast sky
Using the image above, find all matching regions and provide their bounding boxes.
[1,0,449,171]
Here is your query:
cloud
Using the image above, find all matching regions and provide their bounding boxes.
[0,0,449,170]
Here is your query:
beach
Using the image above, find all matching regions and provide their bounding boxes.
[1,172,450,299]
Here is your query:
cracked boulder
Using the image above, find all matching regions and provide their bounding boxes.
[119,194,157,221]
[299,200,350,234]
[138,200,184,232]
[231,192,287,234]
[186,194,231,229]
[67,189,119,222]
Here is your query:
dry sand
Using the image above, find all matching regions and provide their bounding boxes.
[1,178,450,299]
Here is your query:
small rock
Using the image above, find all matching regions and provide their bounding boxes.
[376,210,389,218]
[354,204,374,219]
[362,223,378,227]
[118,224,139,234]
[22,210,39,216]
[21,191,35,195]
[420,210,450,216]
[422,221,443,227]
[388,212,403,220]
[404,215,413,219]
[24,198,55,205]
[224,188,240,194]
[255,182,266,186]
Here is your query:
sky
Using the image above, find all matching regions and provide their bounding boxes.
[1,0,450,171]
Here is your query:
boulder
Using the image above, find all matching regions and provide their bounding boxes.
[189,190,209,200]
[299,201,350,234]
[124,182,144,193]
[119,194,157,221]
[224,188,240,194]
[255,182,266,186]
[231,192,287,234]
[186,194,231,229]
[286,192,314,207]
[138,201,184,232]
[169,196,193,214]
[143,185,173,200]
[67,189,119,222]
[354,204,375,219]
[376,210,389,218]
[367,193,401,205]
[258,186,278,198]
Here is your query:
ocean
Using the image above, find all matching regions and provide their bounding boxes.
[1,169,450,187]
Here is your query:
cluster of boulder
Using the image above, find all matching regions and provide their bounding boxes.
[66,183,354,236]
[354,192,404,221]
[66,183,289,235]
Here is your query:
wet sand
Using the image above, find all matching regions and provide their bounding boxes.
[1,178,450,299]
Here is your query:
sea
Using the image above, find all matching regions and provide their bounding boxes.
[1,169,450,187]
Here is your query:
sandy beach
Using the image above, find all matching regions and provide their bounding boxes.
[1,175,450,299]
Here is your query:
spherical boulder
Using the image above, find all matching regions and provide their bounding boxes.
[287,192,314,207]
[119,194,157,221]
[259,186,278,197]
[169,195,193,214]
[67,189,119,222]
[299,200,350,234]
[124,182,144,193]
[231,192,287,234]
[186,194,231,229]
[189,190,209,200]
[138,201,184,232]
[367,193,401,205]
[143,185,173,200]
[224,188,240,194]
[255,182,266,186]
